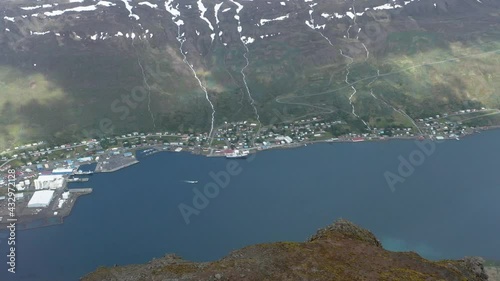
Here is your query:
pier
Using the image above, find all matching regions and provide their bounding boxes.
[67,177,90,183]
[95,154,139,173]
[69,188,93,194]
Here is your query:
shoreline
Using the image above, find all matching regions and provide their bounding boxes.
[200,126,499,158]
[0,188,92,231]
[91,126,500,173]
[5,126,498,232]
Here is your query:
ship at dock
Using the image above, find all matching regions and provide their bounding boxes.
[67,177,90,183]
[74,170,94,175]
[140,148,158,157]
[225,150,249,159]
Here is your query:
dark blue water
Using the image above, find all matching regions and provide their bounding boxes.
[2,130,500,281]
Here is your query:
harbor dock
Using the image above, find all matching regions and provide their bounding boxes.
[67,177,90,182]
[95,155,139,173]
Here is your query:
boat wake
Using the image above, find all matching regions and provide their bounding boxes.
[183,180,199,184]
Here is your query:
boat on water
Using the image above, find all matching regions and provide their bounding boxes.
[225,150,249,159]
[184,180,198,184]
[75,170,94,175]
[67,177,90,182]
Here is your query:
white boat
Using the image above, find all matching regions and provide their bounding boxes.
[225,150,249,159]
[75,170,93,175]
[183,180,198,184]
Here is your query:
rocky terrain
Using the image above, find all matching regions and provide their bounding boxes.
[1,0,500,148]
[82,219,496,281]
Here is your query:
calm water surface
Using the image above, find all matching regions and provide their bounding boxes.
[2,130,500,281]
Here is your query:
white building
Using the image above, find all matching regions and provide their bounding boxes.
[62,191,70,200]
[27,190,55,208]
[34,175,65,190]
[57,198,66,209]
[77,157,93,162]
[52,168,74,175]
[16,182,25,191]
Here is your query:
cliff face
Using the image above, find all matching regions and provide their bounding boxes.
[82,219,491,281]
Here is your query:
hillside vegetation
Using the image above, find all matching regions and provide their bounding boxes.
[0,0,499,148]
[82,219,495,281]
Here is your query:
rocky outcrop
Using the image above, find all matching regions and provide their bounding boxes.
[308,218,382,248]
[82,219,490,281]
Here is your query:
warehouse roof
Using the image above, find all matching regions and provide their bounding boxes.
[27,190,55,208]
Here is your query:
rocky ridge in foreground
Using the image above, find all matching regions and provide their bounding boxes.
[82,219,494,281]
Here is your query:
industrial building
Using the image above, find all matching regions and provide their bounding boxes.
[52,168,74,175]
[62,192,70,200]
[34,175,65,190]
[14,179,30,191]
[27,190,55,208]
[77,156,93,162]
[275,135,293,144]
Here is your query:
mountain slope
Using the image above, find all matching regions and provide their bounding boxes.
[1,0,500,148]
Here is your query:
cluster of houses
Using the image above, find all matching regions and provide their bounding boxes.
[0,108,490,188]
[1,139,100,163]
[415,108,489,139]
[210,118,345,150]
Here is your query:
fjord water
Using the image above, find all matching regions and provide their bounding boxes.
[2,130,500,281]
